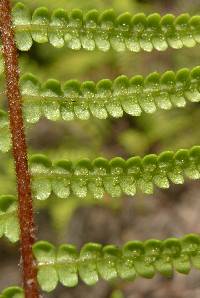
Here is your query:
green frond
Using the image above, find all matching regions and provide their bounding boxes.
[0,287,24,298]
[30,146,200,200]
[20,66,200,122]
[0,195,19,242]
[2,145,199,240]
[32,233,200,292]
[2,143,199,243]
[10,3,200,52]
[0,65,199,135]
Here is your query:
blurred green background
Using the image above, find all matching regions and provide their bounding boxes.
[1,0,200,297]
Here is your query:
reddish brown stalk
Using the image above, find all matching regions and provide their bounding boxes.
[0,1,39,297]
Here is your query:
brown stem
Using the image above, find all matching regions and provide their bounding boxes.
[0,1,39,297]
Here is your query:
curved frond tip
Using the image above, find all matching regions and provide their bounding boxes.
[10,2,200,52]
[0,287,24,298]
[29,146,200,200]
[32,233,200,292]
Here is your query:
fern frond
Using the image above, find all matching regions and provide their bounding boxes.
[32,233,200,292]
[20,66,200,122]
[0,287,24,298]
[10,3,200,52]
[0,65,199,130]
[30,146,200,200]
[0,195,19,242]
[2,145,199,242]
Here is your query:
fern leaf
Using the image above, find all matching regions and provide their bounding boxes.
[0,287,24,298]
[0,65,199,130]
[10,3,200,52]
[2,145,199,241]
[0,195,19,242]
[19,66,200,121]
[29,146,200,200]
[32,233,200,291]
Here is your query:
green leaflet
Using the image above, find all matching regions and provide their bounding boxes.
[10,3,200,52]
[33,241,58,292]
[0,110,11,152]
[30,155,52,200]
[29,146,200,200]
[32,233,200,292]
[0,51,4,76]
[0,195,19,243]
[0,287,24,298]
[11,2,33,51]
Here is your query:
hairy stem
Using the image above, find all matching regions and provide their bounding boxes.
[0,1,39,297]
